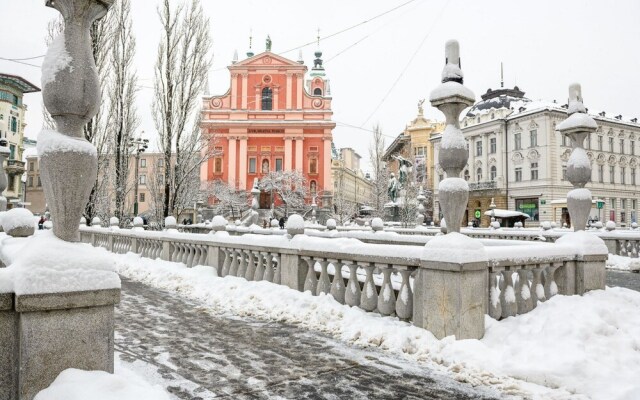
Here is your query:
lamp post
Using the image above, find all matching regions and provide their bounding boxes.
[129,135,148,217]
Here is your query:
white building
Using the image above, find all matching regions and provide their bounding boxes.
[432,85,640,227]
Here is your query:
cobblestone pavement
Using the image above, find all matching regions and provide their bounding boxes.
[607,270,640,292]
[116,278,503,400]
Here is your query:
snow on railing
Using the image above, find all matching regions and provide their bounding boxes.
[79,224,606,339]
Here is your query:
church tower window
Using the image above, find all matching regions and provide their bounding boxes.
[261,87,273,110]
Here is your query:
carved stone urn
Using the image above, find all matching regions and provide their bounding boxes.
[37,0,113,242]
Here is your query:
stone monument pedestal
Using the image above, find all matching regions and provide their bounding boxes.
[0,288,120,400]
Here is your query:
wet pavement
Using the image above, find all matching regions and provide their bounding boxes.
[115,278,502,400]
[607,270,640,292]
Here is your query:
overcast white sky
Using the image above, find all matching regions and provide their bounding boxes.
[2,0,640,171]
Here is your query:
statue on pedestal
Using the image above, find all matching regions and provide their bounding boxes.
[387,173,398,203]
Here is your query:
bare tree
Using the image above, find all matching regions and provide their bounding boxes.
[368,124,389,218]
[108,0,139,222]
[153,0,213,219]
[260,170,308,217]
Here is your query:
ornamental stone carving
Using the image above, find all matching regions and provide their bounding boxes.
[512,152,524,164]
[596,153,606,164]
[527,149,540,161]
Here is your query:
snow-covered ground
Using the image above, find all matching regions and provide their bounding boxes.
[110,252,640,400]
[606,253,640,272]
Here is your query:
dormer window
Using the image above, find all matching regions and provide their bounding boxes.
[261,87,273,110]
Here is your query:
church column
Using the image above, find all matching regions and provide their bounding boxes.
[296,73,303,110]
[286,73,293,110]
[228,137,237,187]
[231,73,238,110]
[284,137,293,170]
[273,86,279,111]
[241,73,248,109]
[295,137,304,171]
[239,136,248,190]
[255,86,261,110]
[323,137,332,191]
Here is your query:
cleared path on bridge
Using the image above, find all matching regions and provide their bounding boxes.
[115,278,502,400]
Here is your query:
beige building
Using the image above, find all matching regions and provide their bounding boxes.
[331,148,372,208]
[383,102,445,218]
[24,150,46,214]
[0,73,40,207]
[432,84,640,228]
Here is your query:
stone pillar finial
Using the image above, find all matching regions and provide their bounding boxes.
[557,83,598,231]
[430,40,475,233]
[39,0,114,242]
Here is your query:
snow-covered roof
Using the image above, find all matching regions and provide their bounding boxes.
[484,209,530,219]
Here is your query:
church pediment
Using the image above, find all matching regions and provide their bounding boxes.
[232,52,304,68]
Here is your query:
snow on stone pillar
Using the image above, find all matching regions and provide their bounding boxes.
[429,40,475,234]
[557,83,598,231]
[37,0,113,242]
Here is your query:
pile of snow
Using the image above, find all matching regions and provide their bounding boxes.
[0,231,120,295]
[567,148,591,170]
[429,81,475,103]
[607,254,640,272]
[556,231,608,257]
[34,368,169,400]
[37,129,97,157]
[423,232,487,263]
[0,208,36,232]
[438,177,468,192]
[439,124,467,150]
[211,215,227,231]
[371,217,383,231]
[325,218,336,230]
[114,251,640,399]
[557,112,598,131]
[286,214,304,230]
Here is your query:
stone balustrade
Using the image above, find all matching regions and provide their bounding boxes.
[79,223,606,340]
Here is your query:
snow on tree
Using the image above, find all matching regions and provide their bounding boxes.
[200,180,248,220]
[259,170,308,217]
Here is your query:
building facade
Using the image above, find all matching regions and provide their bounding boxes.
[200,41,335,208]
[0,73,40,207]
[432,85,640,227]
[331,147,372,208]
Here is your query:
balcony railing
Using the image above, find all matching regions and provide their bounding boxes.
[5,159,25,174]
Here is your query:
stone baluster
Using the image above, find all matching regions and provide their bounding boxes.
[516,269,534,314]
[228,250,240,276]
[395,269,413,320]
[263,253,274,282]
[253,251,265,281]
[236,250,248,278]
[302,256,318,293]
[329,259,346,304]
[557,83,598,231]
[316,259,331,295]
[544,264,560,299]
[429,40,475,233]
[531,266,545,303]
[272,253,281,284]
[244,250,256,281]
[488,271,502,320]
[499,270,517,318]
[344,263,361,307]
[219,247,233,278]
[359,263,378,312]
[377,264,396,316]
[632,241,639,258]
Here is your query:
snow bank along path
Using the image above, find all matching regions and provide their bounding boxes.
[115,252,640,400]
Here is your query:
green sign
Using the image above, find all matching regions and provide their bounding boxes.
[518,203,537,210]
[540,199,546,205]
[596,200,604,209]
[474,210,481,219]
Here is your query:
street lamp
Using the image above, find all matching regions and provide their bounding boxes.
[130,134,148,217]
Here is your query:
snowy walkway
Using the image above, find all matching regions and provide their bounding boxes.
[607,270,640,292]
[115,278,502,400]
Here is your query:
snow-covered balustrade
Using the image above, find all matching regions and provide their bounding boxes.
[79,223,606,340]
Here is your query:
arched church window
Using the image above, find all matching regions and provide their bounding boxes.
[313,88,322,96]
[476,167,482,182]
[261,87,273,110]
[490,165,497,181]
